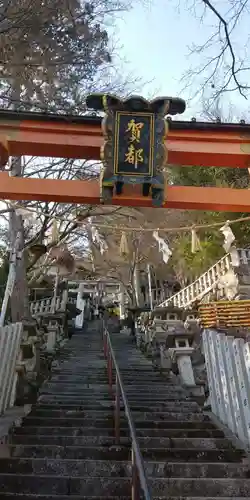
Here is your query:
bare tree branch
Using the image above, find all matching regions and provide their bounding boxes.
[182,0,250,100]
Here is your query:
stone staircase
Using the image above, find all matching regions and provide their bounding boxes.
[0,321,250,499]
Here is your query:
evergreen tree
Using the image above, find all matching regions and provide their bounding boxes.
[169,163,250,282]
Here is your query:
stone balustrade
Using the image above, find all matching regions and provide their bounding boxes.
[203,328,250,446]
[30,294,78,319]
[30,298,54,315]
[30,297,65,316]
[0,281,103,422]
[0,323,23,415]
[137,304,250,446]
[0,310,68,418]
[158,248,250,310]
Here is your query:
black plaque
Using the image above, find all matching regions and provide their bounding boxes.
[113,111,154,176]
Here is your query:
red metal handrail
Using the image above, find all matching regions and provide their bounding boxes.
[103,323,151,500]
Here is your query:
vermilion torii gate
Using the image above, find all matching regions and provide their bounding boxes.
[0,98,250,212]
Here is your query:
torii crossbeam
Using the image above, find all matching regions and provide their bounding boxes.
[0,109,250,212]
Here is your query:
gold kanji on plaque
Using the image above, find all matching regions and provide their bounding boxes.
[126,119,144,143]
[124,144,144,167]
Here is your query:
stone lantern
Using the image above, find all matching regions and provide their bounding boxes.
[152,306,197,386]
[170,329,196,386]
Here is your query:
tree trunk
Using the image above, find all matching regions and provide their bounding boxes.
[9,157,30,322]
[7,82,30,322]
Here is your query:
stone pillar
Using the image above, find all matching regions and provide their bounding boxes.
[147,264,153,310]
[133,264,142,306]
[160,345,172,372]
[171,334,196,387]
[75,283,85,328]
[174,350,196,386]
[119,285,125,320]
[47,327,57,352]
[61,289,68,310]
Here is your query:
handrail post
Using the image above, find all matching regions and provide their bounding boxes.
[103,328,108,359]
[131,446,140,500]
[115,373,120,444]
[107,348,113,394]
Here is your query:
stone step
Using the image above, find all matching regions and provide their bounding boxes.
[39,391,187,401]
[50,373,172,384]
[20,417,217,429]
[13,425,225,438]
[50,370,174,377]
[49,374,168,381]
[55,360,104,366]
[36,398,193,406]
[29,409,114,418]
[1,474,250,496]
[66,365,151,369]
[53,367,155,373]
[10,445,245,461]
[40,386,185,395]
[3,323,248,500]
[50,370,165,378]
[21,413,210,427]
[50,382,182,390]
[51,366,156,372]
[0,496,247,500]
[36,403,116,410]
[50,369,173,375]
[0,496,131,500]
[23,411,209,422]
[30,406,202,417]
[49,372,172,379]
[11,434,235,449]
[1,458,249,478]
[52,362,108,365]
[38,393,189,403]
[34,403,201,413]
[54,351,104,355]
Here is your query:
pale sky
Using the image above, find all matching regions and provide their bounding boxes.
[111,1,250,120]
